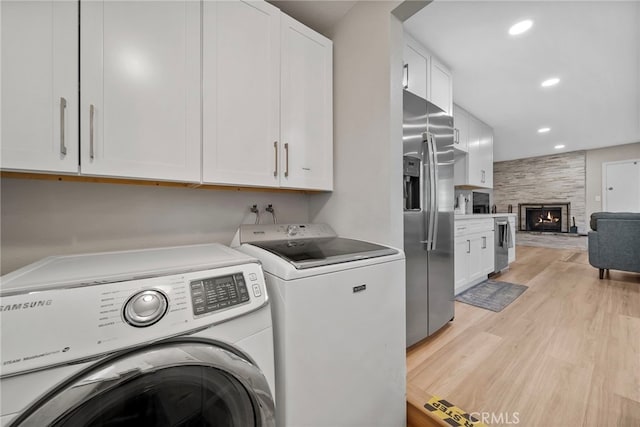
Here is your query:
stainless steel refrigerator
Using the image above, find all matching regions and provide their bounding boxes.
[403,90,454,347]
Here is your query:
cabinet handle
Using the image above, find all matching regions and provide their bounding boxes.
[481,170,485,183]
[284,143,289,178]
[273,141,278,177]
[454,128,458,144]
[403,64,409,89]
[482,236,486,249]
[89,104,95,160]
[467,240,471,254]
[59,97,67,156]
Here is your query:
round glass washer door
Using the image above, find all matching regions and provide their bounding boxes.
[12,339,275,427]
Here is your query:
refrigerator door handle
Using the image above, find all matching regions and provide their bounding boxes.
[422,133,437,251]
[429,133,439,251]
[420,135,432,248]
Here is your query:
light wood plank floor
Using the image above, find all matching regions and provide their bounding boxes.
[407,246,640,427]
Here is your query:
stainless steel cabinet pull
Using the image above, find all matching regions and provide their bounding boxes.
[59,97,67,156]
[284,143,289,177]
[403,64,409,89]
[89,104,95,160]
[454,128,459,144]
[273,141,278,177]
[482,236,486,249]
[467,240,471,254]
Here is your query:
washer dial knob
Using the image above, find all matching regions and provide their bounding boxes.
[124,290,168,327]
[286,225,299,236]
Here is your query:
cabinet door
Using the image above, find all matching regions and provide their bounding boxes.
[202,1,280,187]
[403,41,428,100]
[280,15,333,190]
[466,116,482,187]
[452,105,468,152]
[1,0,78,173]
[467,234,484,283]
[480,231,495,275]
[482,124,494,188]
[429,56,452,115]
[454,236,470,293]
[476,121,492,188]
[81,1,201,182]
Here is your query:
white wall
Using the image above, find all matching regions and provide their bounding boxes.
[308,1,405,249]
[585,141,640,221]
[0,179,309,274]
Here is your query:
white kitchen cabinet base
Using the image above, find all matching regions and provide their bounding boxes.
[454,217,495,295]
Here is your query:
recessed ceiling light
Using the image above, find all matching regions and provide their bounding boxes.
[509,20,533,36]
[538,127,551,133]
[554,144,565,149]
[541,77,560,87]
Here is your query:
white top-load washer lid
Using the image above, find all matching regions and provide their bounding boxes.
[236,223,398,269]
[233,224,402,278]
[1,243,257,295]
[0,244,271,378]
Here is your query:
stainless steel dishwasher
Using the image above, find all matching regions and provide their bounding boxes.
[494,217,510,272]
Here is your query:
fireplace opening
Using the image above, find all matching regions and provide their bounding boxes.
[526,208,562,232]
[518,203,570,233]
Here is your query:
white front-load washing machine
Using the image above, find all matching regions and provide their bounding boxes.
[0,243,275,426]
[232,224,406,427]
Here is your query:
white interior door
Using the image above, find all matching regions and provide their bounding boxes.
[603,159,640,212]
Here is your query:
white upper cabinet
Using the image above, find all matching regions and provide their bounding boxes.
[202,0,281,187]
[403,40,428,100]
[403,33,453,114]
[452,104,469,153]
[429,56,453,115]
[280,15,333,190]
[80,0,201,182]
[4,0,333,190]
[467,115,482,186]
[479,121,494,188]
[1,0,78,173]
[453,106,494,189]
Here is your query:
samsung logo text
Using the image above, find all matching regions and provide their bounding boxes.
[1,300,53,312]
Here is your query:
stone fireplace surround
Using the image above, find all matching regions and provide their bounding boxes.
[492,152,587,235]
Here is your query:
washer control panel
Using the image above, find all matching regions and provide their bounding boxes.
[0,261,268,377]
[239,223,338,243]
[190,273,250,316]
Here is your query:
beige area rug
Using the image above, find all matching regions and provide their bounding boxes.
[516,232,588,250]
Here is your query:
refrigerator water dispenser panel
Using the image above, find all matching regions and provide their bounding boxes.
[404,156,421,210]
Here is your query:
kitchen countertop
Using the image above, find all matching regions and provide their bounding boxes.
[455,213,517,219]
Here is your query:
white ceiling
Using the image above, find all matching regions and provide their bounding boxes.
[268,1,357,37]
[405,0,640,161]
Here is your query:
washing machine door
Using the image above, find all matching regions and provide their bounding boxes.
[11,339,274,427]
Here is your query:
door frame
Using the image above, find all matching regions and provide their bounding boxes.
[602,158,640,212]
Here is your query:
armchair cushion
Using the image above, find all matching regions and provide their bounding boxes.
[588,212,640,277]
